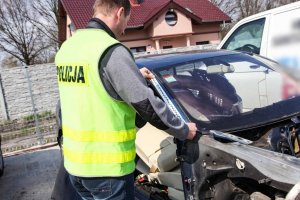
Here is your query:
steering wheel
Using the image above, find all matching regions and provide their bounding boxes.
[241,44,260,54]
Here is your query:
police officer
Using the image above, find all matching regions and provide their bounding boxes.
[55,0,197,199]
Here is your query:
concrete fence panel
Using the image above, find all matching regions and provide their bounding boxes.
[0,63,59,120]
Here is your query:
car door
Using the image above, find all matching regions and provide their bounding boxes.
[268,7,300,70]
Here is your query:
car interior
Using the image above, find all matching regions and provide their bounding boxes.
[136,123,185,200]
[166,72,241,121]
[155,64,242,123]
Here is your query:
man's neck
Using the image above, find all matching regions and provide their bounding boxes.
[86,18,117,39]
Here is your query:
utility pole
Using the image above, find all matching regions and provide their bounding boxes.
[24,65,44,145]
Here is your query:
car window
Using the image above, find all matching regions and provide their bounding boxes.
[154,53,300,124]
[222,18,265,54]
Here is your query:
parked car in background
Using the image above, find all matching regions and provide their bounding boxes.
[218,1,300,71]
[53,50,300,200]
[0,136,4,177]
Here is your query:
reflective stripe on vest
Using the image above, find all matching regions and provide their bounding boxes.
[55,29,136,177]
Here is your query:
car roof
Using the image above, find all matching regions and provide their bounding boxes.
[135,50,240,70]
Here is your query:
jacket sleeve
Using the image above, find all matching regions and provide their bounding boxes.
[101,45,189,141]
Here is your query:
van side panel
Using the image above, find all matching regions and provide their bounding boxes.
[268,7,300,69]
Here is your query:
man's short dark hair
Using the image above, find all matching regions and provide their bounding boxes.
[93,0,131,17]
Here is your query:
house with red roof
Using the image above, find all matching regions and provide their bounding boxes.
[58,0,231,53]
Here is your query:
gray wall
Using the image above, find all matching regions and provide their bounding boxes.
[0,63,59,120]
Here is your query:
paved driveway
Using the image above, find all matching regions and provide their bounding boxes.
[0,146,60,200]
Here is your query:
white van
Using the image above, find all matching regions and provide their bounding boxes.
[218,2,300,70]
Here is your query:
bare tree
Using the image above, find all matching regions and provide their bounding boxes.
[265,0,299,10]
[29,0,59,48]
[237,0,265,20]
[237,0,300,20]
[209,0,240,39]
[278,0,300,5]
[1,55,19,68]
[265,0,279,10]
[0,0,53,65]
[209,0,239,19]
[211,0,300,24]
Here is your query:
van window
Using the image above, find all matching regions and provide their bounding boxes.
[222,18,266,54]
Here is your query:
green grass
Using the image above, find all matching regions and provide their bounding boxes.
[22,111,54,122]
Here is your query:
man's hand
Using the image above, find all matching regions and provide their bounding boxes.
[140,67,154,80]
[186,123,197,140]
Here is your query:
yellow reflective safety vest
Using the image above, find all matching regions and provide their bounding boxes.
[55,29,136,177]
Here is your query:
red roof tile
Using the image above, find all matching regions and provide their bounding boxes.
[60,0,231,29]
[174,0,231,22]
[128,0,171,28]
[60,0,94,29]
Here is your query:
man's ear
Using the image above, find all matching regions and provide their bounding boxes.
[116,7,125,22]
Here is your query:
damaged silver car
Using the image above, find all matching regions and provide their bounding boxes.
[52,50,300,200]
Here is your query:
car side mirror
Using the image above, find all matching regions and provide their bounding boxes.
[207,64,235,74]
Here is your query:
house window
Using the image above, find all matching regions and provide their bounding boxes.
[165,10,178,26]
[130,46,146,53]
[196,41,210,45]
[163,45,173,49]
